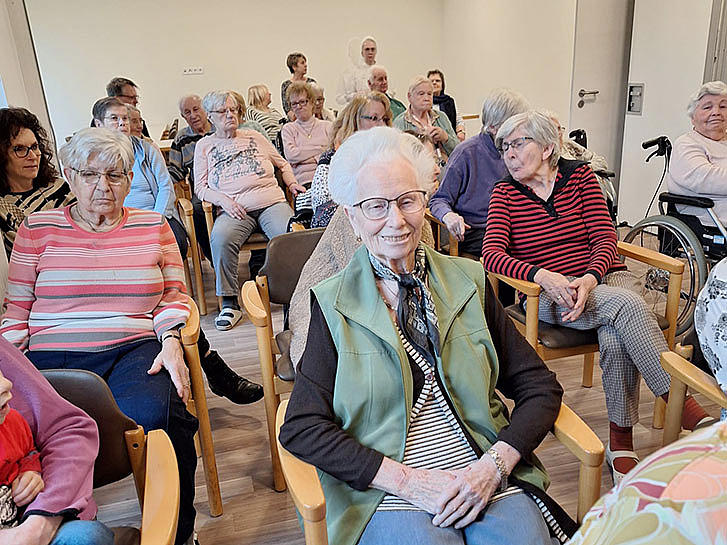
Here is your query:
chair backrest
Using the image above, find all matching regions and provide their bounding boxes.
[258,228,325,305]
[40,369,138,488]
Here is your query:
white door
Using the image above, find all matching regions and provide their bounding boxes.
[568,0,634,185]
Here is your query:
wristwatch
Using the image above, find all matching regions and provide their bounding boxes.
[486,447,509,491]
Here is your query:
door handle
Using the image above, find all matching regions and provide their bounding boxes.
[578,89,600,98]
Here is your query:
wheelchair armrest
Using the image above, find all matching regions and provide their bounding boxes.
[658,192,715,209]
[593,169,615,179]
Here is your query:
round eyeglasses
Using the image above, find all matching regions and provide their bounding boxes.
[353,190,427,220]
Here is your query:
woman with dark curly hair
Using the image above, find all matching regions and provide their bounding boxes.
[0,108,75,256]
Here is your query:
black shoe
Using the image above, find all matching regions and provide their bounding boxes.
[202,350,264,404]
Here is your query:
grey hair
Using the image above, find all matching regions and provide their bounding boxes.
[59,127,134,174]
[496,110,561,169]
[407,76,433,96]
[178,94,202,114]
[328,126,434,205]
[125,104,140,115]
[687,81,727,118]
[368,64,387,82]
[202,90,235,115]
[310,82,325,95]
[481,88,531,131]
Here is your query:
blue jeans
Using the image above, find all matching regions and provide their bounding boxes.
[28,340,199,545]
[357,492,556,545]
[49,520,114,545]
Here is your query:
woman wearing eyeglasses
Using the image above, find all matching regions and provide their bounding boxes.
[482,110,711,485]
[281,82,333,186]
[281,127,572,545]
[0,108,75,258]
[309,92,392,228]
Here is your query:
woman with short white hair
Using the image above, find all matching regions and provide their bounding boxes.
[281,126,573,545]
[393,76,458,161]
[667,80,727,226]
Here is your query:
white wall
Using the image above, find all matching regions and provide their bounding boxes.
[1,0,30,107]
[441,0,577,135]
[618,0,713,225]
[25,0,445,143]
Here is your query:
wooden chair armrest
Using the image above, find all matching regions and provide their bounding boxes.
[617,241,684,275]
[180,295,200,345]
[488,272,541,297]
[661,351,727,409]
[425,210,445,228]
[552,403,604,467]
[241,280,268,327]
[290,222,306,232]
[275,400,326,523]
[140,429,179,545]
[177,197,193,216]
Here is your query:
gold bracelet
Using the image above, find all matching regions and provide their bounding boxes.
[486,447,509,491]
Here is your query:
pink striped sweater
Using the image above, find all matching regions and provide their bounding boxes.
[0,206,189,352]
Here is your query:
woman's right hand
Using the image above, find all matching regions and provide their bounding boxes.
[533,268,576,308]
[220,196,247,221]
[399,467,459,514]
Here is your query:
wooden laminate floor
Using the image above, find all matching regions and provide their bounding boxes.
[93,254,721,545]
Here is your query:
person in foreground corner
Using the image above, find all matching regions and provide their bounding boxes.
[280,126,575,545]
[481,110,711,486]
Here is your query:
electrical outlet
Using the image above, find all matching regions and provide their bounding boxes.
[182,67,204,76]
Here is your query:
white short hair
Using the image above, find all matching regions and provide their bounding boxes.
[407,76,432,96]
[59,127,134,173]
[328,127,434,205]
[202,90,235,115]
[496,110,561,169]
[481,88,530,130]
[178,94,202,114]
[368,64,387,82]
[687,81,727,118]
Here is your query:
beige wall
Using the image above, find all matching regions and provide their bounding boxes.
[25,0,445,143]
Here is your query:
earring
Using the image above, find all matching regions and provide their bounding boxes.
[355,234,362,243]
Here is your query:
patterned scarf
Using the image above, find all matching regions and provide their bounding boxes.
[368,245,441,361]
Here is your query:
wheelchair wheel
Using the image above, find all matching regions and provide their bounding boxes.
[622,215,708,336]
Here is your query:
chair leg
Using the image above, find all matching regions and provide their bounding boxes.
[577,459,601,523]
[663,379,687,445]
[303,518,329,545]
[581,353,594,388]
[183,260,194,301]
[653,396,666,430]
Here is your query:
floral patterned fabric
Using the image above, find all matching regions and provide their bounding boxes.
[695,256,727,421]
[568,422,727,544]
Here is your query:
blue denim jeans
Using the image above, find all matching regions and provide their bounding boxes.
[49,520,114,545]
[357,492,556,545]
[28,340,199,545]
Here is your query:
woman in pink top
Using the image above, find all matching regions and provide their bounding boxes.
[281,82,333,186]
[195,90,305,330]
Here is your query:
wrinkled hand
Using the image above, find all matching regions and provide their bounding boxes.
[220,197,247,221]
[288,183,307,196]
[534,269,577,309]
[432,458,500,529]
[148,338,190,403]
[0,514,62,545]
[428,126,448,143]
[400,468,459,514]
[442,212,470,242]
[12,471,44,507]
[561,274,597,322]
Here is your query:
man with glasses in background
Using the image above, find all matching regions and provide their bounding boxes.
[105,77,150,137]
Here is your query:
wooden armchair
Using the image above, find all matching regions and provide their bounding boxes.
[42,369,180,545]
[487,241,685,429]
[177,197,207,315]
[275,398,604,544]
[661,350,727,445]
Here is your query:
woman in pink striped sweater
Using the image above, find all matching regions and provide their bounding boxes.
[0,128,198,545]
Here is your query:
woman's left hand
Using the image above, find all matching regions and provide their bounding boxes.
[432,456,500,529]
[12,471,44,507]
[148,337,190,403]
[562,273,598,322]
[428,126,448,143]
[288,183,307,196]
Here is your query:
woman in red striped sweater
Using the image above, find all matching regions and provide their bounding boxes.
[482,111,710,485]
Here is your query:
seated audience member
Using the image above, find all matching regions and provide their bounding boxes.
[126,104,148,140]
[428,88,529,256]
[667,81,727,226]
[105,76,149,137]
[246,84,286,143]
[428,69,465,142]
[229,91,271,141]
[0,337,113,545]
[336,36,378,106]
[311,84,336,122]
[281,52,316,120]
[168,94,215,260]
[0,108,75,258]
[482,110,710,484]
[367,65,405,119]
[0,127,201,545]
[280,127,572,545]
[194,91,305,331]
[695,256,727,420]
[281,82,333,185]
[393,76,458,161]
[92,97,188,258]
[310,92,392,228]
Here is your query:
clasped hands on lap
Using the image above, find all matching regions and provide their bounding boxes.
[534,269,598,322]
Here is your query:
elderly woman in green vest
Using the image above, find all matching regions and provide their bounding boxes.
[280,127,570,545]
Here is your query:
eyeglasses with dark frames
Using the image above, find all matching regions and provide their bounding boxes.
[353,190,427,220]
[498,136,534,153]
[12,143,40,159]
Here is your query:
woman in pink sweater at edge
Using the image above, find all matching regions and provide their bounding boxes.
[281,82,333,186]
[0,337,112,545]
[194,90,306,330]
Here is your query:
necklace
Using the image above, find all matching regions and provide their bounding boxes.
[71,205,122,233]
[300,118,317,139]
[378,279,399,310]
